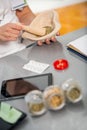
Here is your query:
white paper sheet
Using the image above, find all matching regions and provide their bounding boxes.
[23,60,50,74]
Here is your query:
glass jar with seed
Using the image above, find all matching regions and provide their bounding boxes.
[25,90,46,116]
[43,85,65,110]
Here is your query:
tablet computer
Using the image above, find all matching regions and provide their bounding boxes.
[0,73,52,100]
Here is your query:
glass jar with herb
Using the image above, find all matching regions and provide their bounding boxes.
[62,79,82,103]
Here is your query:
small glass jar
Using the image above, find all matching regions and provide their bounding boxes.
[62,79,82,103]
[43,85,65,110]
[25,90,46,116]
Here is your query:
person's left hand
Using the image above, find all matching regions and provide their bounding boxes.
[37,32,60,46]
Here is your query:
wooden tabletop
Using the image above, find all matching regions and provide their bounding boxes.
[55,2,87,35]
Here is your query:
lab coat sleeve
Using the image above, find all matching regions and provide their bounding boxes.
[11,0,27,10]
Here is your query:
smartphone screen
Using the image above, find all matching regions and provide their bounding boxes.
[1,73,52,100]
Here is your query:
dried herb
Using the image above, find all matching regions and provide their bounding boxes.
[68,88,80,100]
[44,26,53,35]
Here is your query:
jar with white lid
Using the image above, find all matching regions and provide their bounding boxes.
[25,90,46,116]
[43,85,65,110]
[61,79,82,103]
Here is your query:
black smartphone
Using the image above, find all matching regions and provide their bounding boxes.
[0,73,52,100]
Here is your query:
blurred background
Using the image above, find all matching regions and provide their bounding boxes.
[27,0,87,35]
[27,0,86,13]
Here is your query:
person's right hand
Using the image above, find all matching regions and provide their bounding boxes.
[0,23,22,42]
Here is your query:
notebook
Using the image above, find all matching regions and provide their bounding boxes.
[67,34,87,57]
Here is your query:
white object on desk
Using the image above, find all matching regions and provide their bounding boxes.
[23,60,50,74]
[0,41,25,58]
[67,34,87,57]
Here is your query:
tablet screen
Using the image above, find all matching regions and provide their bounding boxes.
[1,73,52,100]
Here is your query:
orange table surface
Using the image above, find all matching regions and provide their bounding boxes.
[55,2,87,35]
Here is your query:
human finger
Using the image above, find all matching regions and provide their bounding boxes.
[5,31,19,39]
[45,38,51,44]
[37,40,43,46]
[10,23,22,31]
[50,36,57,42]
[56,31,60,36]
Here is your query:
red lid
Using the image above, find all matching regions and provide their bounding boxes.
[53,59,69,70]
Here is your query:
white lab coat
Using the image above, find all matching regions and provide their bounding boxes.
[0,0,27,25]
[0,0,27,58]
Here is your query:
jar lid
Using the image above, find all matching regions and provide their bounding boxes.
[43,85,65,110]
[61,79,83,103]
[25,90,43,103]
[25,90,47,116]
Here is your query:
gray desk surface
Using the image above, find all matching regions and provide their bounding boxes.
[0,27,87,130]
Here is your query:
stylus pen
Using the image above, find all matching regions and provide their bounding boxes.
[26,42,37,48]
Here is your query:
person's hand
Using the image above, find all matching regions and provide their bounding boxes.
[0,23,22,42]
[37,32,60,46]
